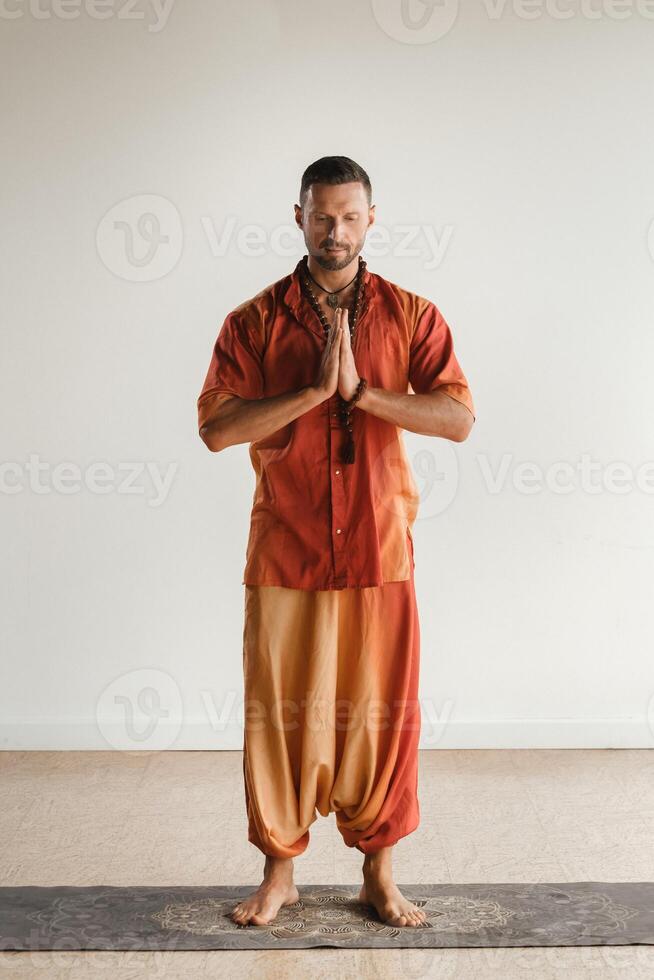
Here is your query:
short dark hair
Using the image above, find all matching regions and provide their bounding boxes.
[299,156,372,209]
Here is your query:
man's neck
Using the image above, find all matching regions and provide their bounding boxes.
[306,254,359,293]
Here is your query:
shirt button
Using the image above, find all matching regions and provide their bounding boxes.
[336,528,342,534]
[335,469,340,475]
[332,412,337,417]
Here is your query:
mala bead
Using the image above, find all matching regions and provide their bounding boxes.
[300,254,366,345]
[299,255,368,464]
[338,377,368,464]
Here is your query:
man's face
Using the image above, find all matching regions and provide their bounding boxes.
[295,182,375,272]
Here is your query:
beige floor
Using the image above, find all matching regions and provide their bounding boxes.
[1,749,654,978]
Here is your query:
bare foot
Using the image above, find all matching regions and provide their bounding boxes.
[230,856,299,927]
[359,876,427,927]
[359,846,427,928]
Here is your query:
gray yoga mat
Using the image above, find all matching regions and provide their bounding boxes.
[1,883,654,950]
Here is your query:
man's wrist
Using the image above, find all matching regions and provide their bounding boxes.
[339,376,368,405]
[356,382,374,411]
[303,384,328,408]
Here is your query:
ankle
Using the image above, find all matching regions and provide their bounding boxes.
[263,856,295,882]
[363,863,393,879]
[362,854,393,880]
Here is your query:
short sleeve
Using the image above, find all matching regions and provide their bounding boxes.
[408,303,476,421]
[197,311,265,432]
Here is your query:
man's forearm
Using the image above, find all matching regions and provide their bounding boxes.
[357,386,474,441]
[200,386,324,452]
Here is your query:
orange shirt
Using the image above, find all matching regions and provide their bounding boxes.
[197,257,475,591]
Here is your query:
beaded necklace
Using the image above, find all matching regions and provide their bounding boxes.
[299,254,368,463]
[303,262,360,310]
[299,254,367,343]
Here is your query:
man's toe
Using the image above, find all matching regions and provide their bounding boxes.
[250,908,275,925]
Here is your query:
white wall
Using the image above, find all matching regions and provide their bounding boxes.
[2,0,653,749]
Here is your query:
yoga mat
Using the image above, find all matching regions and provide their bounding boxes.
[1,883,653,950]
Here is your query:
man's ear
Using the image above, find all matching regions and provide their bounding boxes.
[294,203,303,229]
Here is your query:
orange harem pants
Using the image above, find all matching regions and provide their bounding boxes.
[240,561,421,858]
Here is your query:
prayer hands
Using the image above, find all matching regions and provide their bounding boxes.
[313,314,342,397]
[336,307,361,402]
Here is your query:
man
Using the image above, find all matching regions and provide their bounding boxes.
[197,156,475,928]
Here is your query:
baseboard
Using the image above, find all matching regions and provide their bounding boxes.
[0,718,651,751]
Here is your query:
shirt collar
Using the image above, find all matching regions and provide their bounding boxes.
[281,254,375,338]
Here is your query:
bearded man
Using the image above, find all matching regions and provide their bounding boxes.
[198,155,475,927]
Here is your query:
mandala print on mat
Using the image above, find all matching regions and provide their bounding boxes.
[150,887,518,940]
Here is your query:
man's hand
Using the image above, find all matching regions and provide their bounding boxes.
[312,315,342,399]
[337,307,361,401]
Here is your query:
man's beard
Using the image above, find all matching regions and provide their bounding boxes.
[310,237,365,272]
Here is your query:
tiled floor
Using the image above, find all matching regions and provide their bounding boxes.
[2,749,654,978]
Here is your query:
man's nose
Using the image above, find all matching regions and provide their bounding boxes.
[327,220,346,242]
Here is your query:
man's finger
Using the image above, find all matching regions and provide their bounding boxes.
[330,324,342,356]
[340,316,351,347]
[328,315,340,348]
